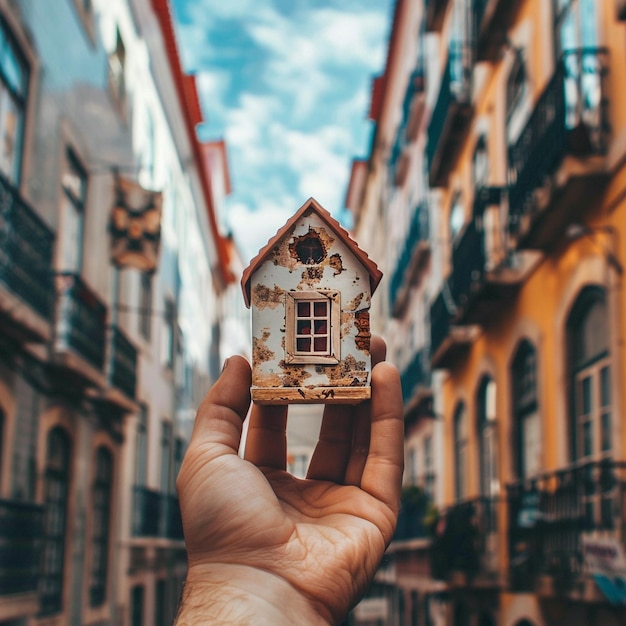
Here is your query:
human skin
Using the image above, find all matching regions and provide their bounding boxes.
[174,337,404,625]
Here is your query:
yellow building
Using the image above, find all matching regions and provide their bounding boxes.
[349,0,626,624]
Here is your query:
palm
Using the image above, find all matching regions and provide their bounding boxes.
[177,351,403,624]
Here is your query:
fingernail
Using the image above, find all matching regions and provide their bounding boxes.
[221,358,230,373]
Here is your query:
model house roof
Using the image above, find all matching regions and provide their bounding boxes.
[241,197,383,307]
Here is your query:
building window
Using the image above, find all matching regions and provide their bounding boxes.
[58,149,87,273]
[423,435,434,497]
[0,19,28,184]
[567,287,611,462]
[108,27,126,113]
[472,134,489,190]
[139,272,153,340]
[90,447,113,607]
[174,437,185,482]
[130,584,144,626]
[162,299,176,368]
[40,427,71,616]
[506,52,526,125]
[285,291,340,364]
[554,0,597,60]
[155,579,167,626]
[453,402,468,501]
[477,377,498,499]
[135,404,148,487]
[512,340,540,479]
[449,192,465,244]
[160,421,172,494]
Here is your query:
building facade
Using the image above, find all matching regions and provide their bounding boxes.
[0,0,233,624]
[348,0,626,624]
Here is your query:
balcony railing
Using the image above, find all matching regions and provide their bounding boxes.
[394,488,432,542]
[132,486,184,540]
[508,48,609,247]
[429,287,455,362]
[389,201,430,315]
[430,496,500,583]
[107,325,138,399]
[0,173,54,320]
[427,50,474,187]
[400,348,431,406]
[0,498,44,596]
[508,459,626,591]
[450,218,486,312]
[53,273,107,372]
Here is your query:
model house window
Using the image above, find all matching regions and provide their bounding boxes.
[454,402,468,501]
[40,427,71,616]
[0,20,28,184]
[285,291,340,364]
[90,447,113,607]
[139,272,152,340]
[58,149,87,273]
[108,27,126,113]
[512,340,540,479]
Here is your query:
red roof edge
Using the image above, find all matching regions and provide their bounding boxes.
[150,0,233,286]
[241,197,383,308]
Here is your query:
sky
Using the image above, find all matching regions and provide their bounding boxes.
[169,0,394,262]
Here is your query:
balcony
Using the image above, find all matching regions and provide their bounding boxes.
[393,487,432,542]
[508,48,610,251]
[132,486,184,541]
[0,174,54,343]
[389,201,430,317]
[0,499,44,598]
[427,52,473,187]
[430,496,501,586]
[425,0,452,32]
[429,287,477,370]
[508,460,626,595]
[448,188,525,325]
[400,348,432,422]
[52,273,107,387]
[90,325,139,413]
[474,0,524,62]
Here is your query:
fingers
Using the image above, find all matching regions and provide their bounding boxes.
[307,335,387,483]
[359,362,404,513]
[244,403,288,470]
[189,356,252,455]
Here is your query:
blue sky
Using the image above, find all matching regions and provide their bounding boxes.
[170,0,393,261]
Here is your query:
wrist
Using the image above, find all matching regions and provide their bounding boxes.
[175,563,332,626]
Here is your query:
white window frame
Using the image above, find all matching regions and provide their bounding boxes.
[285,290,340,365]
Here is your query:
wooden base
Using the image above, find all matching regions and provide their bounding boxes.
[252,386,371,405]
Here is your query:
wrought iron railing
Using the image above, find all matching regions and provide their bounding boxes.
[450,218,485,311]
[508,459,626,590]
[0,498,44,596]
[132,486,183,540]
[430,495,500,581]
[508,48,609,235]
[0,173,54,319]
[54,273,107,371]
[400,348,431,405]
[107,325,137,399]
[389,201,430,309]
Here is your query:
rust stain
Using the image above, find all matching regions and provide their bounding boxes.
[329,253,346,276]
[354,309,371,352]
[301,266,323,284]
[278,362,312,387]
[253,371,283,387]
[253,330,275,363]
[346,292,364,311]
[252,284,286,309]
[322,354,368,387]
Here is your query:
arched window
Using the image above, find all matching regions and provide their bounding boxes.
[567,287,611,462]
[90,446,113,606]
[512,341,540,479]
[477,377,499,498]
[454,402,468,500]
[40,427,71,616]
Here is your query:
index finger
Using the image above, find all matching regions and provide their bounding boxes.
[359,361,404,513]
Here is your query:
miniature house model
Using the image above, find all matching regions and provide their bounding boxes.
[241,198,382,404]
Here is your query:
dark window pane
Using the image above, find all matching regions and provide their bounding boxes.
[314,301,327,317]
[297,338,311,352]
[297,320,311,335]
[297,301,310,317]
[601,412,611,452]
[314,319,327,334]
[313,336,327,352]
[600,366,610,407]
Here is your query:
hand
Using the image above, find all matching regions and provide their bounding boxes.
[175,337,403,625]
